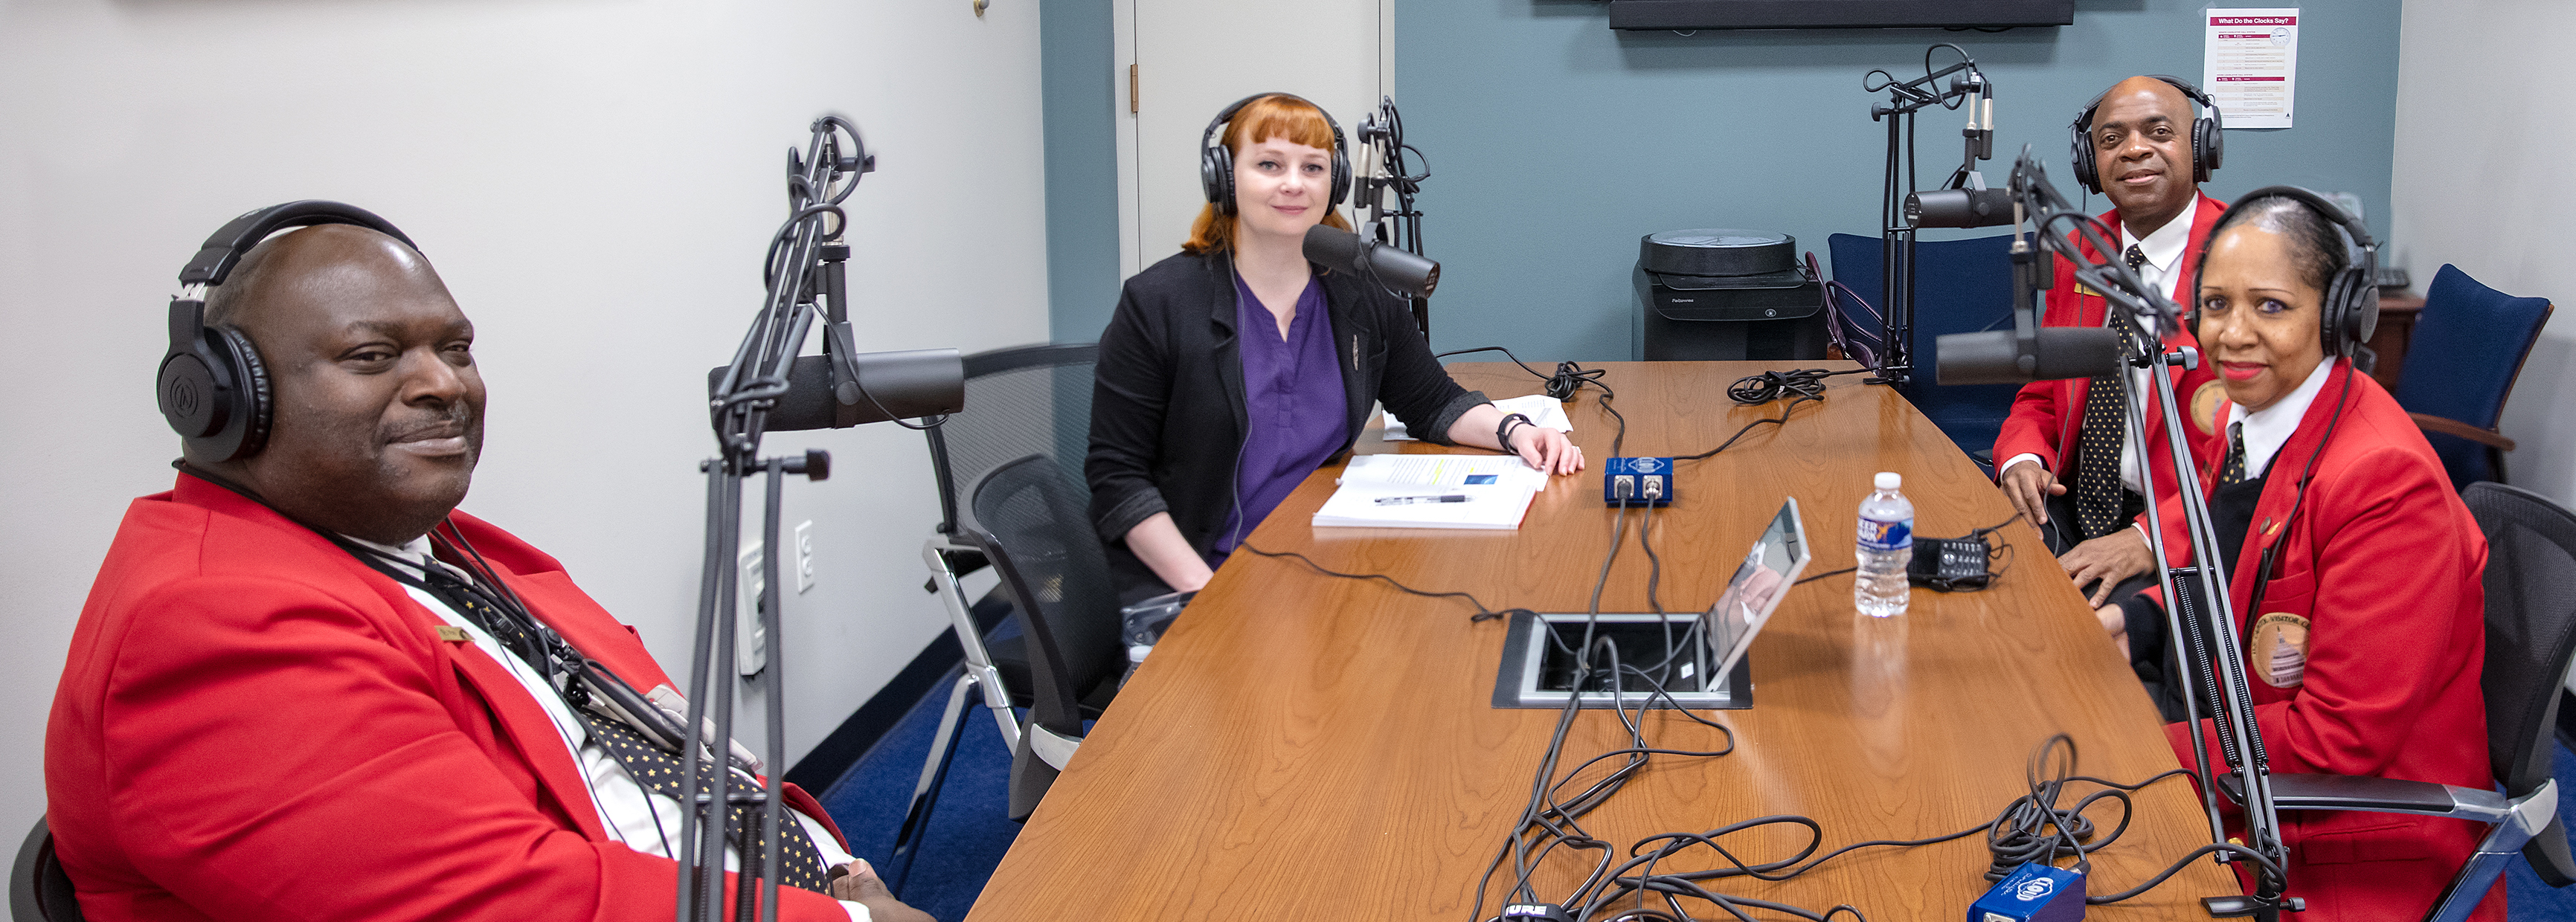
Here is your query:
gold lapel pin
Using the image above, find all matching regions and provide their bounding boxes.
[435,625,471,643]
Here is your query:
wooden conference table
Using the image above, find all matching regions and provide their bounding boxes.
[967,361,2238,921]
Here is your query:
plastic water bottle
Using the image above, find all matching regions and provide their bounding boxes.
[1854,471,1913,617]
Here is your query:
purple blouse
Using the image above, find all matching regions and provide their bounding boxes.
[1210,271,1349,563]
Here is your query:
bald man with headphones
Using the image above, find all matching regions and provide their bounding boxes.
[47,204,934,922]
[1992,76,2231,689]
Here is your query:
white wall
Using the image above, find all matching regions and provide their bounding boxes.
[0,0,1049,842]
[2391,0,2576,507]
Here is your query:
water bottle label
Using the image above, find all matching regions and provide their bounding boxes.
[1857,518,1912,552]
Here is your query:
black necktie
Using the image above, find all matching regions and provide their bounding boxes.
[413,564,836,895]
[2071,321,2137,541]
[2069,243,2157,541]
[2218,422,2248,488]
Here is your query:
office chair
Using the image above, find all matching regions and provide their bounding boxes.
[2223,482,2576,921]
[2390,265,2554,489]
[895,343,1183,889]
[964,454,1131,823]
[1825,233,2023,460]
[898,344,1091,875]
[11,816,81,922]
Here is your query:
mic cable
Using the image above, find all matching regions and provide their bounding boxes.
[1663,367,1870,464]
[1727,367,1867,405]
[1434,346,1626,457]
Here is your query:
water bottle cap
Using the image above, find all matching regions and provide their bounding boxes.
[1874,472,1901,490]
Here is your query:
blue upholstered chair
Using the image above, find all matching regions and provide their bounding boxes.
[2389,265,2555,489]
[1825,233,2021,460]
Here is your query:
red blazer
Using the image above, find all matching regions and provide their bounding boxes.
[45,474,856,922]
[2155,362,2499,921]
[1993,193,2228,550]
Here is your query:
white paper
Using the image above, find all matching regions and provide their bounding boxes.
[1382,394,1573,442]
[1339,453,1549,494]
[2204,8,2299,129]
[1311,482,1534,530]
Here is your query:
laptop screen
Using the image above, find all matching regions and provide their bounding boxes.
[1700,497,1812,681]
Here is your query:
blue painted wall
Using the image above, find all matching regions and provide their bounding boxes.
[1392,0,2400,361]
[1042,0,1120,344]
[1035,1,2401,357]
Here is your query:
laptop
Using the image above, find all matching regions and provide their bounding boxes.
[1494,497,1812,710]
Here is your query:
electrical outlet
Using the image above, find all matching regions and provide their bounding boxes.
[736,542,767,677]
[794,520,816,594]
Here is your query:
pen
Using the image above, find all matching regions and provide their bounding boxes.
[1374,494,1470,506]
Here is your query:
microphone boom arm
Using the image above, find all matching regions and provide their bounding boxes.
[1356,96,1433,333]
[1865,42,1995,386]
[680,115,955,922]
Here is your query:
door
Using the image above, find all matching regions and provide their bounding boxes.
[1120,0,1391,277]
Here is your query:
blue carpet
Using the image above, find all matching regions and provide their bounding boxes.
[818,666,1023,922]
[2506,741,2576,921]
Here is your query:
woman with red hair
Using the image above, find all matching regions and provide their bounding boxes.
[1087,93,1581,601]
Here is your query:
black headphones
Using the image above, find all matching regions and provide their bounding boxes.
[1199,92,1352,215]
[2192,186,2380,358]
[2070,75,2224,195]
[157,201,418,462]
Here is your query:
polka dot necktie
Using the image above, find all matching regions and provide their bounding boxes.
[414,565,836,895]
[2069,243,2151,540]
[2217,422,2248,488]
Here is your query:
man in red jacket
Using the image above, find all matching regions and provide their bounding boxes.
[45,222,934,922]
[1993,76,2230,681]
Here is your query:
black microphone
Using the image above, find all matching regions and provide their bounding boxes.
[1303,225,1439,298]
[1934,327,2122,385]
[1906,189,2015,228]
[707,349,965,431]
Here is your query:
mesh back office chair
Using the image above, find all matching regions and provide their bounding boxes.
[11,816,80,922]
[895,343,1149,886]
[2229,482,2576,921]
[901,344,1092,848]
[2389,265,2554,489]
[1825,233,2023,460]
[966,455,1129,822]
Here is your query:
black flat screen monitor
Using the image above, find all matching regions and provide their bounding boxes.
[1606,0,2075,31]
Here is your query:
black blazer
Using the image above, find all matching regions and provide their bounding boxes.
[1086,249,1486,599]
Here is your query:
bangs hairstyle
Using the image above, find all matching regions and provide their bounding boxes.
[1183,94,1352,256]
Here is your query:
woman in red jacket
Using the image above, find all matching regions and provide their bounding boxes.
[2098,190,2496,921]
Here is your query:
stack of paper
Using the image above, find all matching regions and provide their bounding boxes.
[1311,454,1544,529]
[1382,393,1574,442]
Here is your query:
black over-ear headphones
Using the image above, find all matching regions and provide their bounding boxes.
[2070,75,2224,195]
[158,201,418,462]
[1199,92,1352,215]
[2192,187,2380,358]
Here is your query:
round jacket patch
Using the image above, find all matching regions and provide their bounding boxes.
[2252,613,2310,689]
[2191,381,2228,436]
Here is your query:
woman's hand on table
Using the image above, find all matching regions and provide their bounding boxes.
[1509,425,1584,475]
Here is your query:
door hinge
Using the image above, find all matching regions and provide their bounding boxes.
[1128,63,1140,114]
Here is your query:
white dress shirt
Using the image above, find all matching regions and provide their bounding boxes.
[348,536,870,921]
[2229,356,2341,481]
[2002,196,2200,503]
